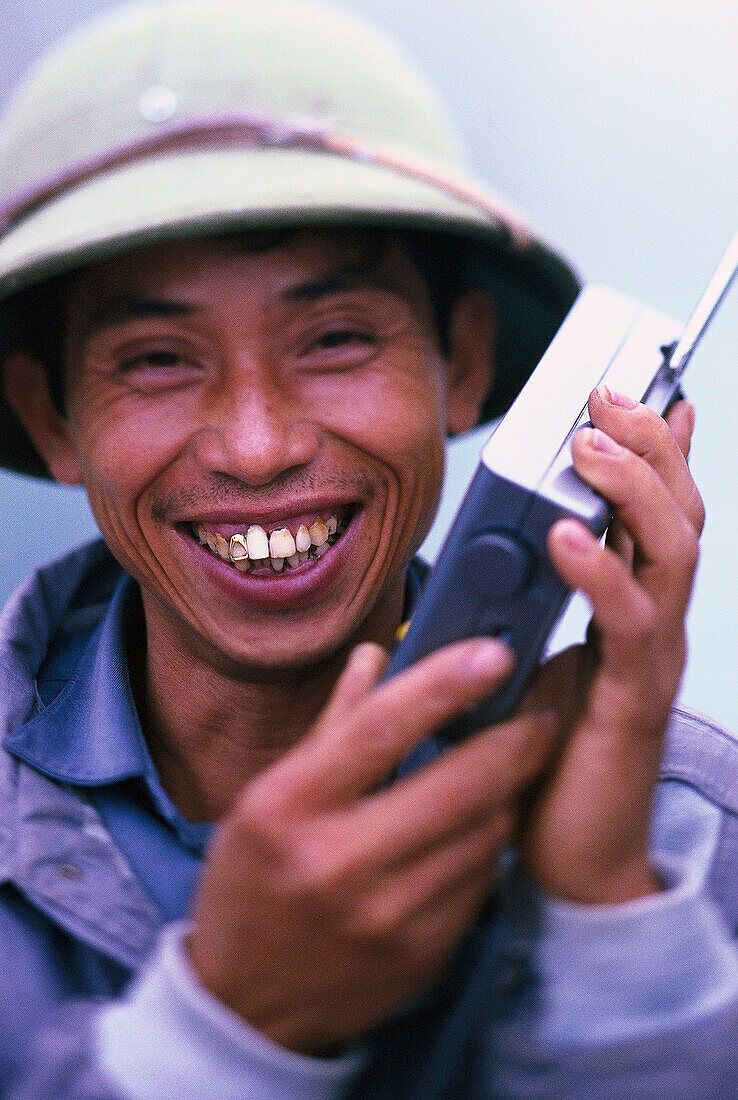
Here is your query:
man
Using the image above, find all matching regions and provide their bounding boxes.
[0,2,736,1097]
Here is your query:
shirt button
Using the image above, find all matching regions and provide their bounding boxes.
[57,862,83,881]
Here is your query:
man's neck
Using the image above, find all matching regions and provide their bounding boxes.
[126,579,406,822]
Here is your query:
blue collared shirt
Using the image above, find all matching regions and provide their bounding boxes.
[2,540,737,1100]
[3,553,428,922]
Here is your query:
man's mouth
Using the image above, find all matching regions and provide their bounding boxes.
[189,508,353,575]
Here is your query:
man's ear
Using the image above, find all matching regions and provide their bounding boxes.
[444,287,496,435]
[3,353,82,484]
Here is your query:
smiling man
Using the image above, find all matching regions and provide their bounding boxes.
[58,232,452,672]
[1,2,737,1098]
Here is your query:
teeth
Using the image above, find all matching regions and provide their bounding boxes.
[196,511,345,574]
[246,525,270,560]
[269,527,296,559]
[214,534,230,560]
[309,517,328,547]
[229,534,249,561]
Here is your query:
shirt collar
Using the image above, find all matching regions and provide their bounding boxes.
[4,556,431,788]
[3,572,149,785]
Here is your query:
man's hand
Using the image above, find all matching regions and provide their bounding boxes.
[187,637,557,1055]
[521,385,704,905]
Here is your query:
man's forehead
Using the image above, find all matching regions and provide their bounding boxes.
[63,225,433,338]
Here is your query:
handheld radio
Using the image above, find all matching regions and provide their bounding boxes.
[384,232,738,740]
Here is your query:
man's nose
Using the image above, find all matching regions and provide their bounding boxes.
[189,361,321,486]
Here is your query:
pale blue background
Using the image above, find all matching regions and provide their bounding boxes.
[1,0,736,729]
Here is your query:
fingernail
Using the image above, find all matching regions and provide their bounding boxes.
[553,519,593,554]
[347,641,382,673]
[597,384,637,409]
[582,426,625,455]
[466,638,512,677]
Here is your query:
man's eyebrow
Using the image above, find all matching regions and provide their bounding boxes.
[74,297,195,343]
[279,266,406,305]
[74,262,407,342]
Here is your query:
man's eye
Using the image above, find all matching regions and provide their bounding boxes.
[119,350,184,370]
[300,327,378,371]
[313,329,373,350]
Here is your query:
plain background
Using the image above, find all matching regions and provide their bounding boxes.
[0,0,736,730]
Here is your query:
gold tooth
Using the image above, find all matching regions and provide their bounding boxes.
[269,527,296,559]
[295,524,311,552]
[229,533,248,561]
[309,517,328,546]
[246,525,270,560]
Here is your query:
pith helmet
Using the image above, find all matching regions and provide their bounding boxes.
[0,0,579,477]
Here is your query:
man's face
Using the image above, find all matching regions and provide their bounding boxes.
[57,229,455,673]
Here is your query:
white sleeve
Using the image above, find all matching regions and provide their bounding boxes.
[94,922,368,1100]
[529,855,738,1046]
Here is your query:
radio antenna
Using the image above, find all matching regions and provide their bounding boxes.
[668,230,738,376]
